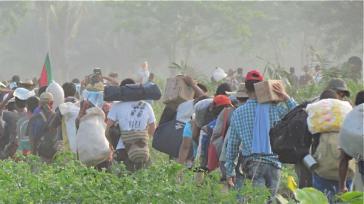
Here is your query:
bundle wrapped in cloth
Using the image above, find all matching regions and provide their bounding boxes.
[306,99,352,134]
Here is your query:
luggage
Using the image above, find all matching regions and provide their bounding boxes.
[46,81,65,111]
[152,120,185,158]
[306,99,352,134]
[59,102,80,153]
[120,130,149,163]
[339,104,364,160]
[254,80,284,103]
[104,83,161,102]
[269,102,313,164]
[76,107,110,166]
[163,76,194,107]
[313,132,355,181]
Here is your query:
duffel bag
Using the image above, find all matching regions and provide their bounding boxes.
[152,120,185,158]
[104,83,161,102]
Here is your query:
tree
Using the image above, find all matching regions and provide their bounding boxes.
[112,2,258,63]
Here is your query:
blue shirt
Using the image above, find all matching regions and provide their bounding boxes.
[225,98,297,177]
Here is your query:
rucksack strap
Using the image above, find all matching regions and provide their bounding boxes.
[221,108,229,139]
[39,111,48,123]
[311,133,321,155]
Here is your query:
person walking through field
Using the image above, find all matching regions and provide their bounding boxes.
[106,78,156,171]
[225,70,297,200]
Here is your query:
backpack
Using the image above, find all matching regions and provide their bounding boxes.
[37,111,61,159]
[16,115,31,154]
[108,123,121,150]
[1,112,24,158]
[313,132,355,181]
[121,130,150,164]
[269,102,313,164]
[208,108,230,171]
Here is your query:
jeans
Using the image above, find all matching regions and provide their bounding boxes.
[313,174,352,203]
[242,160,281,195]
[199,133,210,170]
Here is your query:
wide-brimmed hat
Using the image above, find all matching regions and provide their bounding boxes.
[326,78,350,97]
[13,87,35,100]
[226,83,249,98]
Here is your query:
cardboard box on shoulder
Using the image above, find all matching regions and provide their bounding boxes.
[163,76,195,107]
[254,80,284,103]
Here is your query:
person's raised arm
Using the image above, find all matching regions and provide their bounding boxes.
[103,76,119,86]
[0,90,13,112]
[183,76,205,98]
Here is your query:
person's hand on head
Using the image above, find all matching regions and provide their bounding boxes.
[272,83,289,101]
[183,76,196,87]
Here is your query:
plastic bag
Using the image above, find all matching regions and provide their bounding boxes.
[306,99,352,134]
[76,107,110,166]
[339,104,364,160]
[211,67,227,82]
[46,81,65,111]
[59,102,80,153]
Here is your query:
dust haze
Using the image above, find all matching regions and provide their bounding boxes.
[0,1,362,82]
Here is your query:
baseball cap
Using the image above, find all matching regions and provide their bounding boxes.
[245,70,264,81]
[213,95,232,107]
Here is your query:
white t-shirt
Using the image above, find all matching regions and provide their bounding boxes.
[176,100,194,123]
[108,101,156,150]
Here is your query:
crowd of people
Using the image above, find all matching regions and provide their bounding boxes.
[0,57,363,203]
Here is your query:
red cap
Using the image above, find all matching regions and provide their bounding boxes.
[245,70,264,81]
[213,95,232,107]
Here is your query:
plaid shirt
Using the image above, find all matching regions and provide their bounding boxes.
[225,98,297,177]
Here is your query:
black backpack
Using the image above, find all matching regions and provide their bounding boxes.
[37,111,61,159]
[269,102,313,164]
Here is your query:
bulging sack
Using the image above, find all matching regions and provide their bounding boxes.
[339,104,364,160]
[59,102,80,153]
[306,99,352,134]
[76,107,110,166]
[46,81,65,111]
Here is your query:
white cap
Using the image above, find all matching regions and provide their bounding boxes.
[13,87,35,100]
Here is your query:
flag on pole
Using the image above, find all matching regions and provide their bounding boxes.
[39,53,52,87]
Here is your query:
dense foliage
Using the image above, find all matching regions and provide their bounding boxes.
[0,152,269,203]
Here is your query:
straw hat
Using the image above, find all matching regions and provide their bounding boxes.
[40,92,54,103]
[226,83,248,98]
